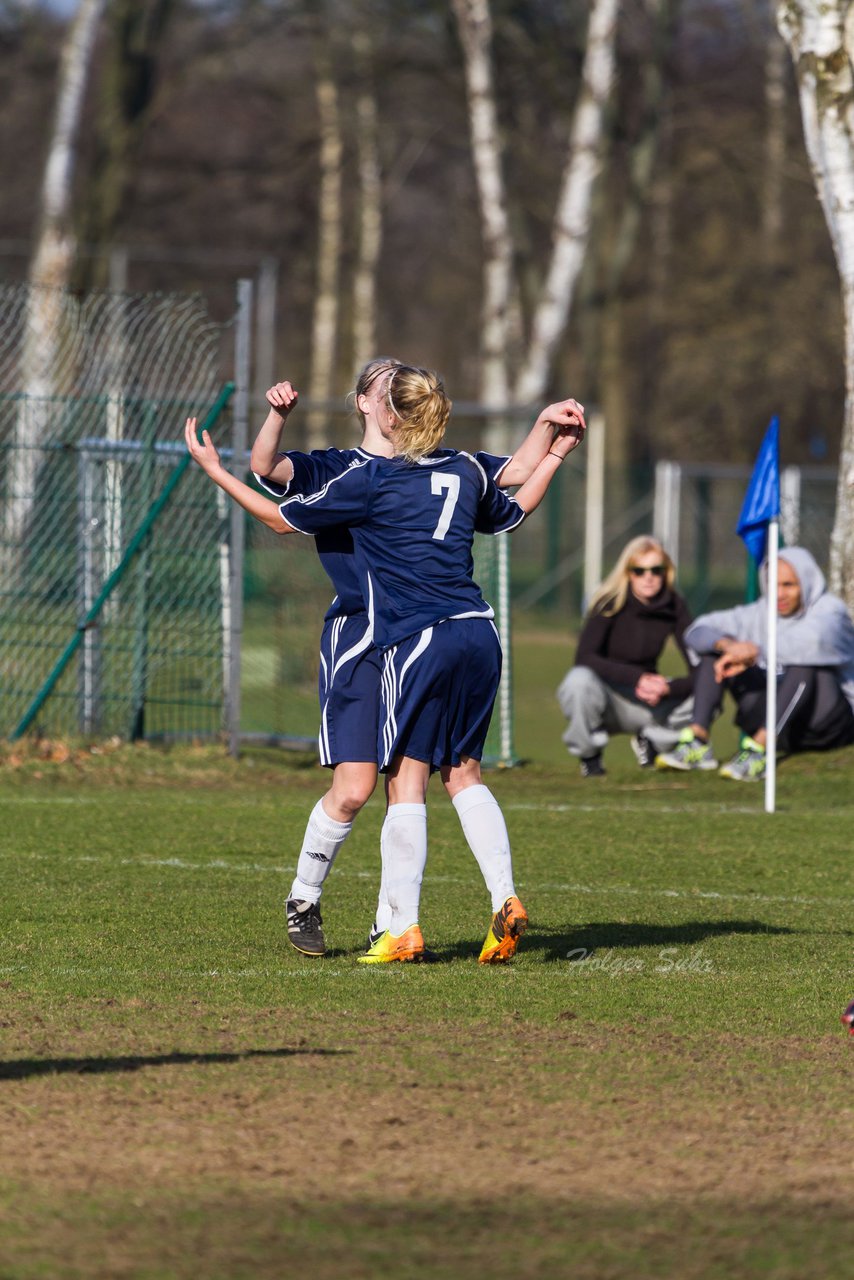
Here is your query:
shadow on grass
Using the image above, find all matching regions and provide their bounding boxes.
[0,1045,350,1082]
[532,917,796,963]
[433,918,797,964]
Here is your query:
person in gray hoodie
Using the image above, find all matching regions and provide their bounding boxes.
[655,546,854,781]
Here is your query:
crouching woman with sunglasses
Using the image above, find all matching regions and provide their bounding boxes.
[556,536,695,777]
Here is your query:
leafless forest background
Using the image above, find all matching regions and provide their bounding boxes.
[0,0,844,472]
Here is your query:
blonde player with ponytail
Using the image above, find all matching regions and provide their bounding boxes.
[186,363,585,961]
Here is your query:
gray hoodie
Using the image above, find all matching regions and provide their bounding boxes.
[684,546,854,712]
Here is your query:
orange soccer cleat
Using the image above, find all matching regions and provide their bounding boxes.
[478,895,528,964]
[358,924,429,964]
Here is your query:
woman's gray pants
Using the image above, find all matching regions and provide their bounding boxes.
[556,665,694,759]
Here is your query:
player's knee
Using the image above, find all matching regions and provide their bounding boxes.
[330,778,376,819]
[442,759,482,799]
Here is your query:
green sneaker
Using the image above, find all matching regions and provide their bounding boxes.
[719,739,766,782]
[655,728,718,771]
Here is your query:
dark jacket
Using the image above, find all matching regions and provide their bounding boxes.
[574,586,694,701]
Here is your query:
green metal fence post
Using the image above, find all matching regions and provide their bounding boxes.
[129,405,158,741]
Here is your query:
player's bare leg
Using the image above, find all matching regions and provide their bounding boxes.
[287,762,378,957]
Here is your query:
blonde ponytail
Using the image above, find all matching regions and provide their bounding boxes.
[386,366,451,462]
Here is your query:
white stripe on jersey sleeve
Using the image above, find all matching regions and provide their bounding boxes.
[483,502,526,534]
[487,455,513,483]
[279,455,371,532]
[254,471,291,498]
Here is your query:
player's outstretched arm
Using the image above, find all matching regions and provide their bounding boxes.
[512,425,577,515]
[185,417,294,535]
[248,380,299,485]
[498,397,586,487]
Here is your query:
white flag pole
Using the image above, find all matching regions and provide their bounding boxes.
[764,519,779,813]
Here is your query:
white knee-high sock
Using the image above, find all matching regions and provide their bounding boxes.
[289,799,352,904]
[372,820,394,936]
[452,784,515,911]
[381,802,427,935]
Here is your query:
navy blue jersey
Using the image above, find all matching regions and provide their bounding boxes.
[255,448,374,620]
[255,447,512,624]
[279,451,525,648]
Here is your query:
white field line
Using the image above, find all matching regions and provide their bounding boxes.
[0,849,850,908]
[5,795,854,819]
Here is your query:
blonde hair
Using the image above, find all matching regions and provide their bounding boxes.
[385,365,452,462]
[586,535,675,618]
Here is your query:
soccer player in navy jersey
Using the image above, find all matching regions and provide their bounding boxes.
[245,363,585,958]
[185,365,582,963]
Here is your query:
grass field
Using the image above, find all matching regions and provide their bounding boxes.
[1,628,852,1279]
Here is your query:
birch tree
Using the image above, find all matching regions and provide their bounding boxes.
[514,0,619,406]
[306,45,343,449]
[351,29,383,375]
[7,0,105,557]
[451,0,619,415]
[449,0,515,415]
[776,1,854,605]
[763,4,787,264]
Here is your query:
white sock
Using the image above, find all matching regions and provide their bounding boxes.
[452,784,515,912]
[289,799,352,905]
[372,820,394,936]
[381,802,427,935]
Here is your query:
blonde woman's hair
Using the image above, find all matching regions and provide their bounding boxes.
[586,535,675,618]
[350,357,403,428]
[385,365,452,462]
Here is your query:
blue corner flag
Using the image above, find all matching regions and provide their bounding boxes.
[737,416,780,563]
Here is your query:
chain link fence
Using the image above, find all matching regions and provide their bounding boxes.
[0,284,235,742]
[0,281,841,752]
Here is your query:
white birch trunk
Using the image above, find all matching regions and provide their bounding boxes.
[306,65,343,449]
[514,0,619,406]
[763,12,787,261]
[777,1,854,607]
[450,0,514,422]
[352,34,382,375]
[7,0,105,556]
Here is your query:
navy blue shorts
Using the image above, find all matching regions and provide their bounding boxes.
[317,614,382,767]
[379,618,502,772]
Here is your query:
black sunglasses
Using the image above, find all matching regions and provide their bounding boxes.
[629,565,665,577]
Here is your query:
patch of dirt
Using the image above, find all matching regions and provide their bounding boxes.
[0,739,322,789]
[1,1007,851,1208]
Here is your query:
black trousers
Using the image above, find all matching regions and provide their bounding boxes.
[692,655,854,752]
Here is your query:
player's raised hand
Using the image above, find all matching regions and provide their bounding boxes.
[540,397,586,450]
[266,381,299,417]
[185,417,223,476]
[547,421,584,460]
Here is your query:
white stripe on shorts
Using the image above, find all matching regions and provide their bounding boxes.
[381,627,434,768]
[318,614,374,766]
[331,616,373,682]
[318,617,345,761]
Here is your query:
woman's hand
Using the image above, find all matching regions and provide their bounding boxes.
[541,398,586,454]
[635,672,670,706]
[185,417,223,476]
[266,381,299,417]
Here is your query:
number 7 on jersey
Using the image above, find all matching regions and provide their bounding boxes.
[430,472,461,541]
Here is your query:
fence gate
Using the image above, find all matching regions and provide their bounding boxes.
[0,283,239,743]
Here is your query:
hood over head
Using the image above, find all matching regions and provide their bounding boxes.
[759,546,825,614]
